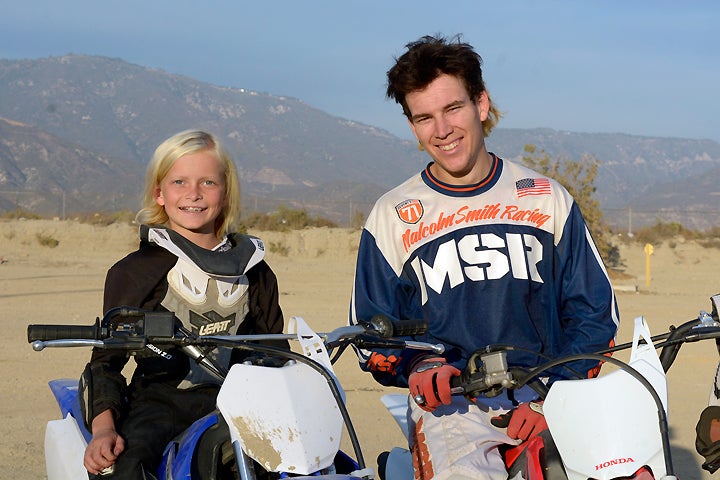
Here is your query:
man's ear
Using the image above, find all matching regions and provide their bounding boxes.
[476,91,490,122]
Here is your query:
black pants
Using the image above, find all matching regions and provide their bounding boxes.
[89,382,219,480]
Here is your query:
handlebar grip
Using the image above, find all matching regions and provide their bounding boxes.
[27,324,100,342]
[390,319,428,337]
[364,315,428,338]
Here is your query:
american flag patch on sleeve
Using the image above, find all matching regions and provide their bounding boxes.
[515,178,551,197]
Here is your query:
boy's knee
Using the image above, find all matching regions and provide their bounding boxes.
[697,405,720,473]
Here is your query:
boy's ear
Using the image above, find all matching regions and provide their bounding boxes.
[154,186,165,206]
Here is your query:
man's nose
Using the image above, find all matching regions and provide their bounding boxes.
[434,116,453,139]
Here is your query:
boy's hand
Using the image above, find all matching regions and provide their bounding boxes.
[83,410,125,475]
[84,427,125,474]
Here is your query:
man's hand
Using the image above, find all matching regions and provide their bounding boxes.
[409,357,461,412]
[491,401,548,441]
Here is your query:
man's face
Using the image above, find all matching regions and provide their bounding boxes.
[405,74,491,185]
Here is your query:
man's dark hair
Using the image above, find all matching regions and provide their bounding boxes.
[386,34,486,118]
[386,34,501,135]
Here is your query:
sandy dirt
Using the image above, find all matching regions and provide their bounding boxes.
[1,218,719,479]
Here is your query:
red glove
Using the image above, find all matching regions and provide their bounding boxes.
[408,357,461,412]
[491,401,548,441]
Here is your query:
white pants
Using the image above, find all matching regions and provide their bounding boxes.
[407,395,518,480]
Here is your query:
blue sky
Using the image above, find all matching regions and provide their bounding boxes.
[1,0,718,142]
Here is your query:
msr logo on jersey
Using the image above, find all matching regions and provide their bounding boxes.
[410,232,544,304]
[395,199,424,224]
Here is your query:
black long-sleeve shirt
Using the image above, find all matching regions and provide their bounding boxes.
[87,227,286,423]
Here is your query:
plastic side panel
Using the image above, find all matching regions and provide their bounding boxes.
[45,414,88,480]
[161,412,219,479]
[380,393,410,439]
[383,447,414,480]
[48,378,92,443]
[217,361,343,475]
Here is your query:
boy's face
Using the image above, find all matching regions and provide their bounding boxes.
[406,73,491,185]
[154,150,226,244]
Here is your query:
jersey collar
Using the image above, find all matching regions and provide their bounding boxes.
[421,153,503,197]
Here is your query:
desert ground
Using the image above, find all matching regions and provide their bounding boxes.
[1,218,719,479]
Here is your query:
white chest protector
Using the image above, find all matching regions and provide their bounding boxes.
[143,225,266,388]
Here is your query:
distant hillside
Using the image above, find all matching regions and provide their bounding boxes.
[0,54,426,221]
[1,54,719,228]
[0,116,142,214]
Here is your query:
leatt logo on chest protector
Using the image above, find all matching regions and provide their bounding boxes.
[191,311,237,336]
[395,199,424,224]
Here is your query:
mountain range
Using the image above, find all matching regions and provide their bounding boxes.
[1,54,719,229]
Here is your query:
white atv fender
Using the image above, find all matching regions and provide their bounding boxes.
[216,316,345,475]
[543,316,674,480]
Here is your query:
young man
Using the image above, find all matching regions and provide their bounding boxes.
[349,35,619,479]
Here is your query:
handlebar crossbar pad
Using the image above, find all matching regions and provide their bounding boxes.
[27,324,99,342]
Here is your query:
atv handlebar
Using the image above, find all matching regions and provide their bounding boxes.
[27,308,444,357]
[445,305,720,402]
[27,308,440,480]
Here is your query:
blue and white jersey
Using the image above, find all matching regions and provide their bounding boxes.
[350,155,619,389]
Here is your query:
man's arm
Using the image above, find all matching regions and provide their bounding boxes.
[350,229,426,387]
[554,202,619,379]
